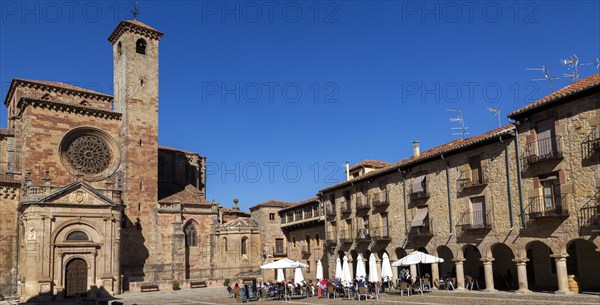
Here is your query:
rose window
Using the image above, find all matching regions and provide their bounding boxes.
[65,135,112,174]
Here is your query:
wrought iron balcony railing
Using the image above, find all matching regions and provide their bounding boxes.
[578,192,600,233]
[522,136,564,166]
[459,210,493,230]
[371,191,389,207]
[340,201,352,214]
[355,228,371,242]
[457,167,489,191]
[338,229,353,243]
[326,207,336,218]
[371,225,391,241]
[582,125,600,159]
[326,231,338,243]
[527,194,569,219]
[355,195,370,210]
[410,219,433,236]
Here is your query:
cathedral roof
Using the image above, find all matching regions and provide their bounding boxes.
[223,217,258,227]
[4,78,113,106]
[108,19,164,44]
[158,184,209,205]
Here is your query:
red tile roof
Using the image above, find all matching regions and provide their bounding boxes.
[108,19,164,44]
[278,197,319,212]
[158,184,209,205]
[223,217,258,227]
[249,200,295,211]
[319,125,515,193]
[349,160,391,171]
[508,73,600,118]
[4,78,113,106]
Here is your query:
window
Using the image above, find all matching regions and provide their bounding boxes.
[66,231,88,241]
[292,237,296,247]
[117,41,122,56]
[541,177,562,209]
[241,237,248,255]
[184,223,197,247]
[275,238,284,254]
[306,261,311,273]
[222,237,228,252]
[469,155,482,183]
[136,38,147,55]
[315,234,320,246]
[269,213,275,220]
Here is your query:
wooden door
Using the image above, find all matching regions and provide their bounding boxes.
[65,258,88,297]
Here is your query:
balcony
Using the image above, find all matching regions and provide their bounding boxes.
[578,193,600,233]
[340,201,352,215]
[355,228,371,242]
[527,194,569,219]
[371,225,391,241]
[273,246,287,257]
[457,167,488,191]
[522,136,564,167]
[355,195,370,210]
[371,191,389,207]
[301,245,311,256]
[410,186,430,201]
[410,219,433,236]
[582,126,600,159]
[338,229,353,244]
[326,231,338,244]
[326,207,336,219]
[459,210,493,231]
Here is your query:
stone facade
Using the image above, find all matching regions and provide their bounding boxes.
[0,20,260,301]
[278,198,327,282]
[318,74,600,293]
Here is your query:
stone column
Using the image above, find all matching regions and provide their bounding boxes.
[551,255,571,294]
[480,258,496,292]
[512,258,530,293]
[453,258,466,290]
[391,263,398,285]
[409,264,417,283]
[431,263,440,290]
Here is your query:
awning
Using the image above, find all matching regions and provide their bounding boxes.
[412,175,426,193]
[410,207,429,227]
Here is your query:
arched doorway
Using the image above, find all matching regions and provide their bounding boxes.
[526,241,557,291]
[65,258,88,297]
[463,245,484,289]
[566,239,600,292]
[437,246,454,279]
[491,243,516,290]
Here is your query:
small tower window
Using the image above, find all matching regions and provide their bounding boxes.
[117,41,122,56]
[136,39,147,55]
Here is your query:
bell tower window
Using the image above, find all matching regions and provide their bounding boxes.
[136,38,147,55]
[117,41,122,56]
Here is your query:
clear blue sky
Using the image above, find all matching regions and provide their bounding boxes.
[1,1,599,211]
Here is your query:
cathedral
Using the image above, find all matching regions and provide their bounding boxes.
[0,19,262,302]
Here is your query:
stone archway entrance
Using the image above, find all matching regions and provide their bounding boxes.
[65,258,88,297]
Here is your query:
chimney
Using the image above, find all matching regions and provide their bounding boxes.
[345,161,350,181]
[413,141,420,157]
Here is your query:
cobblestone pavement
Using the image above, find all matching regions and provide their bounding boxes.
[104,287,600,305]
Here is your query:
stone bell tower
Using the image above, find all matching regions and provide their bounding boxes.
[108,20,163,279]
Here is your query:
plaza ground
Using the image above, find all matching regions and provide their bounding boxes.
[31,287,597,305]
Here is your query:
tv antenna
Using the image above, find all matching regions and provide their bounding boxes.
[132,1,140,19]
[527,66,560,93]
[448,109,469,139]
[582,57,600,70]
[560,54,579,83]
[486,107,501,128]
